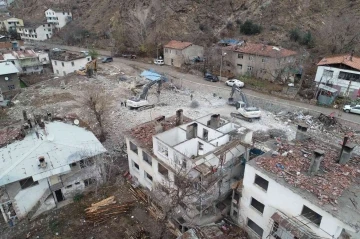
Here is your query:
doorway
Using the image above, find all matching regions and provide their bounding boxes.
[171,59,174,65]
[54,189,64,202]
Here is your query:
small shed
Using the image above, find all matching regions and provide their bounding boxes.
[317,84,338,105]
[140,70,168,82]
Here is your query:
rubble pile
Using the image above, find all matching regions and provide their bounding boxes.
[255,139,360,206]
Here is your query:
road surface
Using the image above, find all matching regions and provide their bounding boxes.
[28,42,360,125]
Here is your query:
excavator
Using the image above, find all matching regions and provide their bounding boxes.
[229,85,261,122]
[76,59,97,77]
[126,77,165,111]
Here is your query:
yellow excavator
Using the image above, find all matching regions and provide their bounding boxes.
[76,59,97,77]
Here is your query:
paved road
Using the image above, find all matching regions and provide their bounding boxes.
[29,43,360,125]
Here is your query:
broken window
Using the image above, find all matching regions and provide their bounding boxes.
[250,197,265,214]
[71,61,74,66]
[270,222,281,239]
[301,205,322,226]
[144,171,153,182]
[323,70,334,78]
[254,174,268,191]
[158,163,168,179]
[19,177,39,189]
[202,129,208,141]
[66,185,72,188]
[338,71,360,82]
[238,54,243,59]
[237,64,242,69]
[130,141,138,154]
[84,178,96,187]
[79,158,94,168]
[247,218,263,237]
[157,142,168,157]
[61,62,64,67]
[133,161,139,171]
[142,152,152,165]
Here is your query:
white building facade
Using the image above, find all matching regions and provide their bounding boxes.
[315,55,360,99]
[45,9,72,29]
[18,23,54,41]
[51,54,91,76]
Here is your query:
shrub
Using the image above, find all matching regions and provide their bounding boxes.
[235,19,242,25]
[289,28,301,42]
[240,20,262,35]
[73,193,84,202]
[226,21,234,30]
[300,31,314,47]
[289,28,315,47]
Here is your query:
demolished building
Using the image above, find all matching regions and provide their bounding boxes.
[0,117,107,227]
[231,123,360,239]
[125,110,253,230]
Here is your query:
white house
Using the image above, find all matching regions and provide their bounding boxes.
[315,54,360,99]
[233,136,360,239]
[45,8,72,29]
[126,110,252,228]
[36,51,50,65]
[17,22,54,41]
[51,51,91,76]
[0,120,107,224]
[10,49,43,74]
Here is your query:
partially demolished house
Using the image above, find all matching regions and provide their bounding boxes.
[232,124,360,239]
[0,118,106,226]
[125,110,252,229]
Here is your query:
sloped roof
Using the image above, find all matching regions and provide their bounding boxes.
[12,49,37,59]
[317,54,360,71]
[0,121,107,186]
[0,62,19,75]
[225,43,297,58]
[164,40,193,50]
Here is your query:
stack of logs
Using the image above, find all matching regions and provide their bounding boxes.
[129,185,148,204]
[85,196,135,225]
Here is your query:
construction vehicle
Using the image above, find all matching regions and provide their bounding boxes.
[126,77,165,111]
[76,59,97,77]
[229,85,261,122]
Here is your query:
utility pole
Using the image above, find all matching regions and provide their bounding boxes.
[220,52,226,81]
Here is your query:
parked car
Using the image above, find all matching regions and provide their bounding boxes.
[80,50,89,56]
[204,73,219,82]
[225,79,244,88]
[121,54,137,59]
[51,48,64,52]
[102,57,113,63]
[154,59,164,65]
[343,105,360,114]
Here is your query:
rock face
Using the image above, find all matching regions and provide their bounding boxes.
[10,0,360,54]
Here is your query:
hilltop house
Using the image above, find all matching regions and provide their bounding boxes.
[45,8,72,29]
[51,51,91,76]
[0,17,23,32]
[315,54,360,99]
[0,120,107,225]
[17,21,54,41]
[125,110,252,230]
[230,125,360,239]
[0,61,19,93]
[222,42,298,81]
[163,40,204,67]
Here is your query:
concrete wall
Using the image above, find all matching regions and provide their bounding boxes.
[239,164,348,239]
[18,24,53,41]
[45,10,72,29]
[14,179,48,218]
[314,65,360,99]
[223,49,295,81]
[2,18,23,31]
[0,72,19,92]
[37,52,50,64]
[51,56,91,76]
[164,45,204,67]
[156,127,187,146]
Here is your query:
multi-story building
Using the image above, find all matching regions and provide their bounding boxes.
[51,51,91,76]
[45,8,72,29]
[231,125,360,239]
[11,49,43,74]
[17,22,54,41]
[222,42,298,81]
[163,40,204,67]
[0,120,107,224]
[125,110,252,228]
[315,54,360,99]
[0,17,23,32]
[0,61,19,93]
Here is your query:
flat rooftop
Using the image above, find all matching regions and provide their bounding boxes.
[50,51,88,61]
[249,139,360,229]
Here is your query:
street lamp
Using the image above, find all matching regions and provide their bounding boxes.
[220,52,227,81]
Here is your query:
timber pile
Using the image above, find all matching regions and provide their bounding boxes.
[129,184,148,204]
[85,196,135,225]
[148,202,165,220]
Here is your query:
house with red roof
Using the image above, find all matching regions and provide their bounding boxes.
[222,42,298,81]
[163,40,204,67]
[315,54,360,99]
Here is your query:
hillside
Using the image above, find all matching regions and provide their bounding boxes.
[9,0,360,59]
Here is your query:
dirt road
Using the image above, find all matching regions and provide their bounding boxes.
[28,42,360,125]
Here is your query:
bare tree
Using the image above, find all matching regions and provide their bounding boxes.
[78,86,111,142]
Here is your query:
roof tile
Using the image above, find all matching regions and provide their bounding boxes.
[317,54,360,71]
[164,40,193,50]
[225,43,297,58]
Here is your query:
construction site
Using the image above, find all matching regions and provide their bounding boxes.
[0,59,359,239]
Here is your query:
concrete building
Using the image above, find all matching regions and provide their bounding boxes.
[51,51,91,76]
[125,110,252,229]
[17,22,54,41]
[0,17,23,32]
[315,54,360,99]
[222,43,298,81]
[36,51,50,65]
[0,120,107,224]
[11,49,43,74]
[231,132,360,239]
[45,8,72,29]
[0,61,19,93]
[163,40,204,67]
